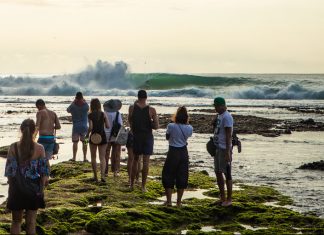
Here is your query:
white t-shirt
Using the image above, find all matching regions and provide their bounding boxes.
[213,111,233,149]
[104,111,123,140]
[166,123,193,148]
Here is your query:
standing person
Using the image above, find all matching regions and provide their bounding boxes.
[87,98,109,182]
[67,92,89,162]
[5,119,50,235]
[129,90,159,192]
[212,97,233,207]
[35,99,61,160]
[162,106,193,207]
[126,132,141,184]
[103,99,123,177]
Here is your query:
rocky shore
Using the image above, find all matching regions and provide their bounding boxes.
[60,111,324,137]
[0,159,323,234]
[299,160,324,171]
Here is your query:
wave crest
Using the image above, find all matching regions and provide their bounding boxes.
[233,83,324,99]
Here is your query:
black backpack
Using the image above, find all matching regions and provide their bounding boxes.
[111,112,121,138]
[232,131,242,153]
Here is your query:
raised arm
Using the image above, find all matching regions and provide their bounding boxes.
[67,102,73,113]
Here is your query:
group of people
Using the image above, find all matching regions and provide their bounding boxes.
[4,90,234,234]
[66,90,159,189]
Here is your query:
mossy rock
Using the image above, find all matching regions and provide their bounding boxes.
[50,161,90,179]
[0,159,323,234]
[0,223,10,235]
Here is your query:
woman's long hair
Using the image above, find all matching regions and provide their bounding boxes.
[90,98,101,113]
[20,119,36,161]
[90,98,102,121]
[172,106,189,124]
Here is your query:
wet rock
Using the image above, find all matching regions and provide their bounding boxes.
[59,111,324,137]
[299,160,324,171]
[300,118,316,125]
[0,145,9,158]
[287,107,324,114]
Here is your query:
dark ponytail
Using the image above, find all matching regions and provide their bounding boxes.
[20,119,36,161]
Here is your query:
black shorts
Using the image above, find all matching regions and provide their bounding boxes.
[133,133,154,156]
[162,146,189,189]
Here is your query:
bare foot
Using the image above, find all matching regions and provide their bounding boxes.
[163,201,172,207]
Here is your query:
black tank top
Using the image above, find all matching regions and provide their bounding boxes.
[132,104,152,135]
[88,111,105,135]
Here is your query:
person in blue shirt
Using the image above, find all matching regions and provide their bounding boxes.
[67,92,89,162]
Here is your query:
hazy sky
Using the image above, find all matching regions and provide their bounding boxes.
[0,0,323,74]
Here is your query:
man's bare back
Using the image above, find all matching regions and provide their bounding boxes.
[36,109,61,136]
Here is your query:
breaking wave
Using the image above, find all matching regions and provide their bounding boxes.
[0,60,323,99]
[233,84,324,100]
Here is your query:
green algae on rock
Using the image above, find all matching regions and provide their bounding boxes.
[0,160,323,235]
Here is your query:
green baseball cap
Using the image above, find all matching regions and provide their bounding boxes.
[213,97,226,106]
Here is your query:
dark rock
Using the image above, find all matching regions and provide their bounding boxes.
[0,145,9,158]
[299,160,324,171]
[300,118,316,125]
[200,170,209,176]
[6,110,18,114]
[59,111,324,137]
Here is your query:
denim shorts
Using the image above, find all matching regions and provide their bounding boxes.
[38,136,55,160]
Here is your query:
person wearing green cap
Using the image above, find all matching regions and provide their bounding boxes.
[212,97,233,207]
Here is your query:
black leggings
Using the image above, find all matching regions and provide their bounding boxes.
[162,146,189,189]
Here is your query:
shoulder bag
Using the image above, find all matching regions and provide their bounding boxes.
[115,126,129,145]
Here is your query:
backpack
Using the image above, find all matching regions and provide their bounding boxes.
[232,131,242,153]
[110,112,121,138]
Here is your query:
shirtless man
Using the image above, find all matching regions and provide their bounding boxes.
[34,99,61,160]
[128,90,159,192]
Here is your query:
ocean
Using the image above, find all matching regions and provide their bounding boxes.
[0,72,323,218]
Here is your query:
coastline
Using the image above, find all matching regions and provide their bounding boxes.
[0,104,323,233]
[0,159,323,234]
[61,112,324,137]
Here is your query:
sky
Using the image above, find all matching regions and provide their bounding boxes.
[0,0,323,74]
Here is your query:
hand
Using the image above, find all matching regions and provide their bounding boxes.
[225,150,232,162]
[42,176,49,187]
